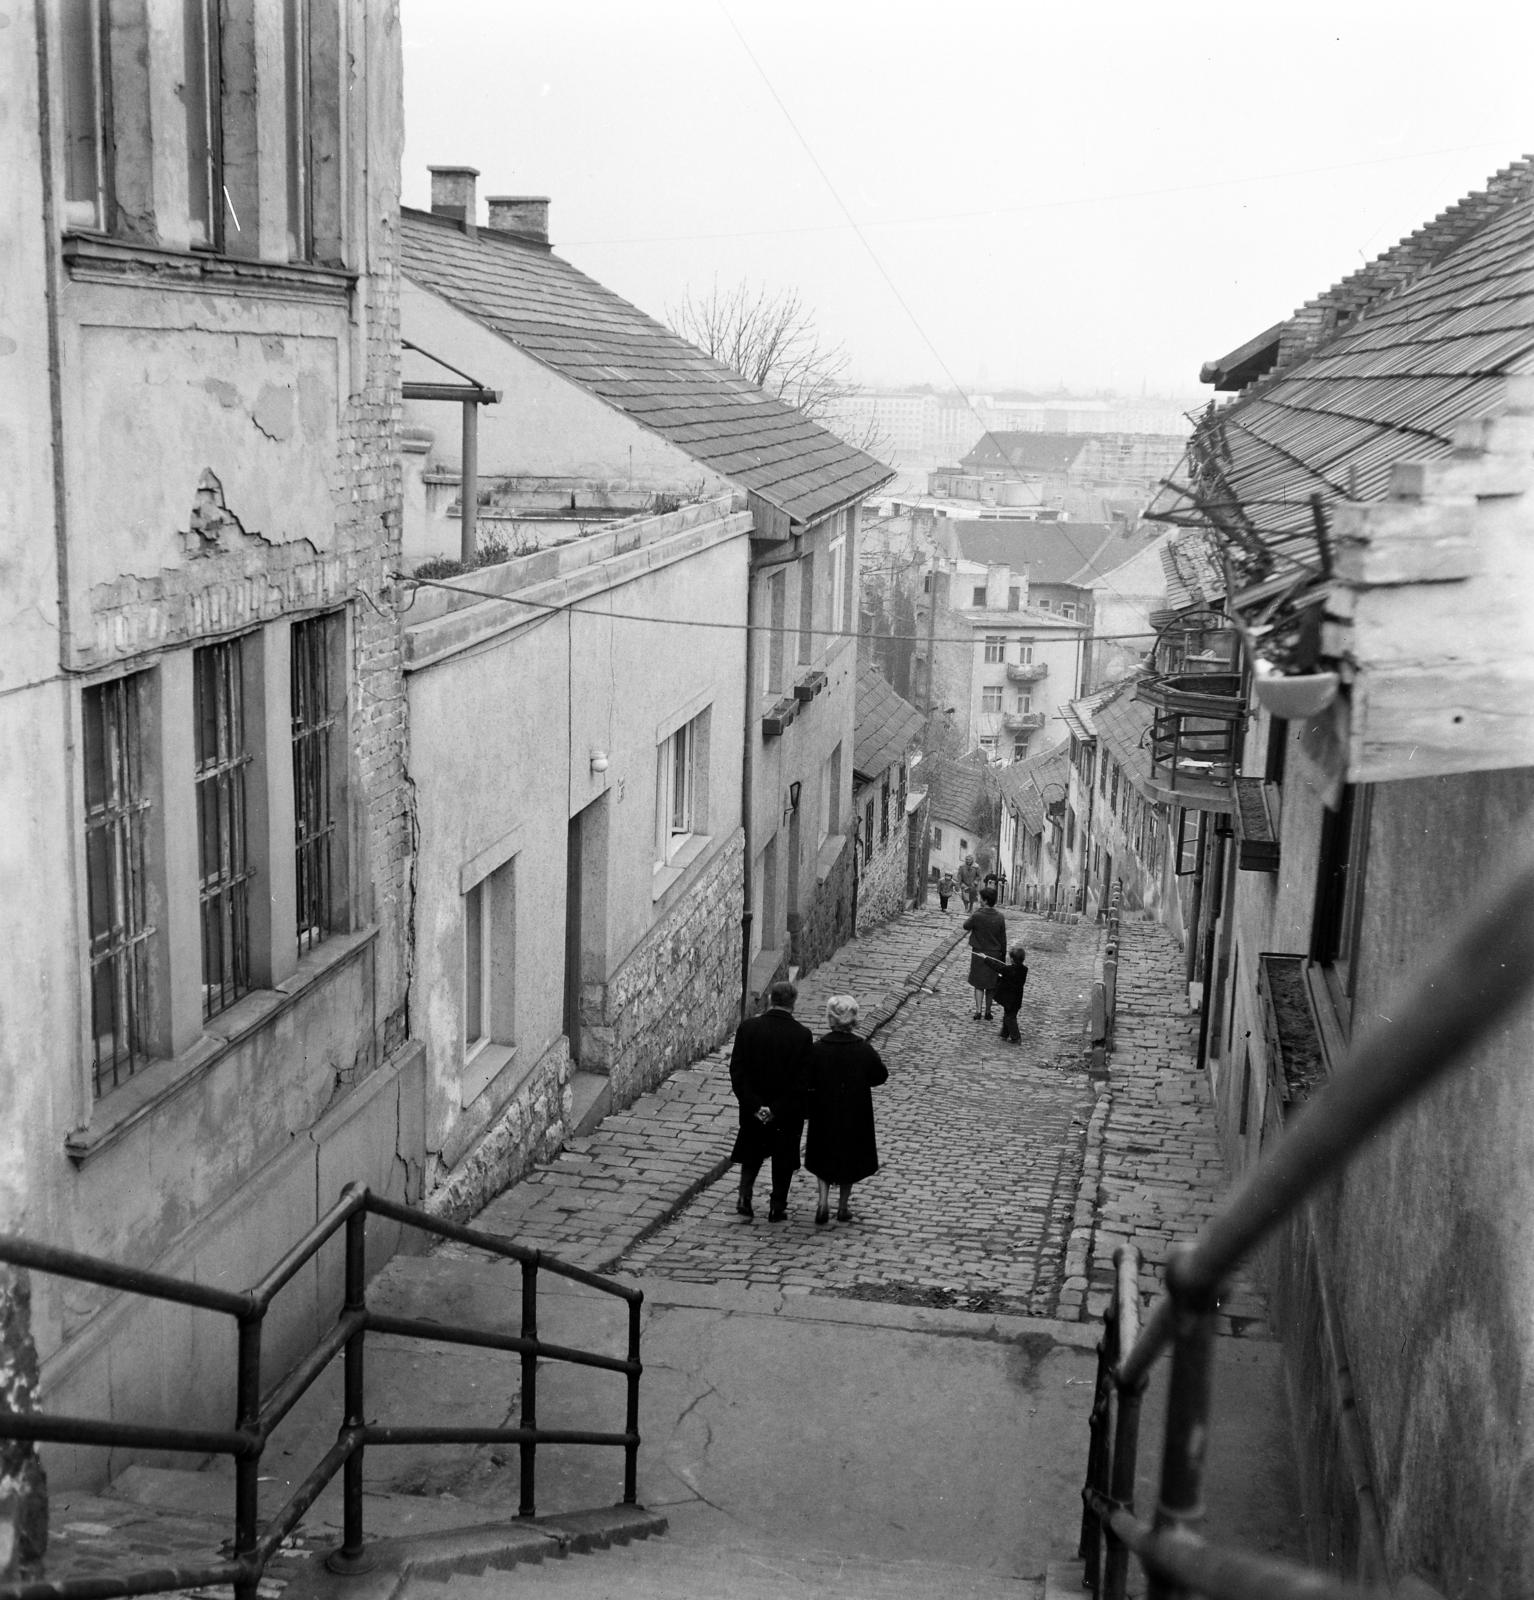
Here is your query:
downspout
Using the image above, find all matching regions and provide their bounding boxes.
[1195,821,1229,1078]
[739,563,756,1022]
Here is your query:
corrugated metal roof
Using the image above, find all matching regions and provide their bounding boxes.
[401,210,894,527]
[1154,177,1534,584]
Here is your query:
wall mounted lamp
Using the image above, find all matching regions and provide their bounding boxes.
[783,779,802,822]
[589,749,610,774]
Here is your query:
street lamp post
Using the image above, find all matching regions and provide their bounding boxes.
[1039,781,1068,917]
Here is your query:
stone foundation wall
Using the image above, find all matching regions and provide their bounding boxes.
[591,833,745,1107]
[856,831,908,934]
[790,836,854,977]
[423,1038,572,1225]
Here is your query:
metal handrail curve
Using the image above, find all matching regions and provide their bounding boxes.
[1078,844,1534,1600]
[0,1185,646,1600]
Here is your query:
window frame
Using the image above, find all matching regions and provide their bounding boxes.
[654,704,712,876]
[983,634,1006,664]
[83,671,157,1097]
[291,612,344,957]
[981,684,1004,714]
[194,636,256,1020]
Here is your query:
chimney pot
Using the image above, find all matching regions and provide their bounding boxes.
[486,195,551,244]
[428,165,479,234]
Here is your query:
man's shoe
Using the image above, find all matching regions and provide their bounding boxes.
[767,1205,787,1222]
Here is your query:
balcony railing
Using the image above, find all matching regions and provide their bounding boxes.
[1003,710,1047,732]
[1007,660,1048,683]
[1135,671,1244,808]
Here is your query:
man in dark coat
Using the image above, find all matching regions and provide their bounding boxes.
[728,979,814,1221]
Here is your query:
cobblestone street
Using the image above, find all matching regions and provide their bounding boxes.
[461,902,1270,1336]
[619,906,1101,1318]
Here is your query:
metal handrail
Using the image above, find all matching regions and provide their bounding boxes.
[1078,843,1534,1600]
[0,1185,646,1600]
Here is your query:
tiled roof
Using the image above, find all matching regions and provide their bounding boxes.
[996,740,1071,834]
[961,432,1089,475]
[400,210,894,528]
[926,752,992,832]
[1150,163,1534,587]
[952,520,1123,585]
[1089,673,1157,794]
[1061,680,1124,743]
[853,660,923,782]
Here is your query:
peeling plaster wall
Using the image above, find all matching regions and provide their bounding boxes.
[3,0,421,1490]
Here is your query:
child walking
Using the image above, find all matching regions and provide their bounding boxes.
[983,944,1029,1043]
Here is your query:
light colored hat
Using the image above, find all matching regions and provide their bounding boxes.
[826,994,860,1029]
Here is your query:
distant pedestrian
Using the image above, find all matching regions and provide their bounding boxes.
[728,979,814,1222]
[957,855,980,911]
[805,995,888,1226]
[963,888,1007,1021]
[937,870,955,912]
[982,944,1029,1043]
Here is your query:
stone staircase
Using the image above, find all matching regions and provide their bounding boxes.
[396,1504,1044,1600]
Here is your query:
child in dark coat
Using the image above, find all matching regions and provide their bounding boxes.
[983,944,1029,1043]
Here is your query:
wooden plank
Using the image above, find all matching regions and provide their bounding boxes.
[1348,658,1534,782]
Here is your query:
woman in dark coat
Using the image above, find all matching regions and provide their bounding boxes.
[963,887,1007,1021]
[805,995,888,1227]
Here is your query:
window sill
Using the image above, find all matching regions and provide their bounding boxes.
[66,927,378,1167]
[463,1041,518,1109]
[816,833,847,884]
[62,233,355,306]
[652,833,713,902]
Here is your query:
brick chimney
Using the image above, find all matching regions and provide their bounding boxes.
[486,195,550,245]
[428,165,479,235]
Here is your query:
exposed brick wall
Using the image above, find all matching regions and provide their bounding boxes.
[338,206,414,1059]
[591,834,745,1107]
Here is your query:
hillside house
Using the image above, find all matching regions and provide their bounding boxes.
[391,168,891,1203]
[1147,157,1534,1594]
[851,659,925,932]
[0,1,415,1484]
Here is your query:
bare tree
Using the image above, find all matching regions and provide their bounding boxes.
[668,279,889,457]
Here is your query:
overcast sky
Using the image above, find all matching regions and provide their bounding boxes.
[400,2,1532,397]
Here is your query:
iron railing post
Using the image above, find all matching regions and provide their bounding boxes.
[623,1292,643,1506]
[326,1207,372,1574]
[232,1311,263,1600]
[519,1258,538,1518]
[1104,1248,1144,1600]
[1147,1248,1219,1600]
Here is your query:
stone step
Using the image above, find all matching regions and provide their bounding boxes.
[402,1509,1044,1600]
[569,1069,612,1136]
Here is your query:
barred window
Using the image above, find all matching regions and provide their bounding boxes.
[84,673,156,1097]
[292,615,341,955]
[196,639,254,1018]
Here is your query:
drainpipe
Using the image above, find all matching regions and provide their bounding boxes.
[460,397,480,565]
[739,568,757,1022]
[1195,822,1230,1080]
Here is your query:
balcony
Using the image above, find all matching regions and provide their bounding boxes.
[1006,660,1048,683]
[1002,710,1046,732]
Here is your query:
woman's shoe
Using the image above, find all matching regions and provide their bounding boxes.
[836,1208,853,1224]
[735,1194,753,1218]
[815,1204,829,1226]
[973,1011,983,1020]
